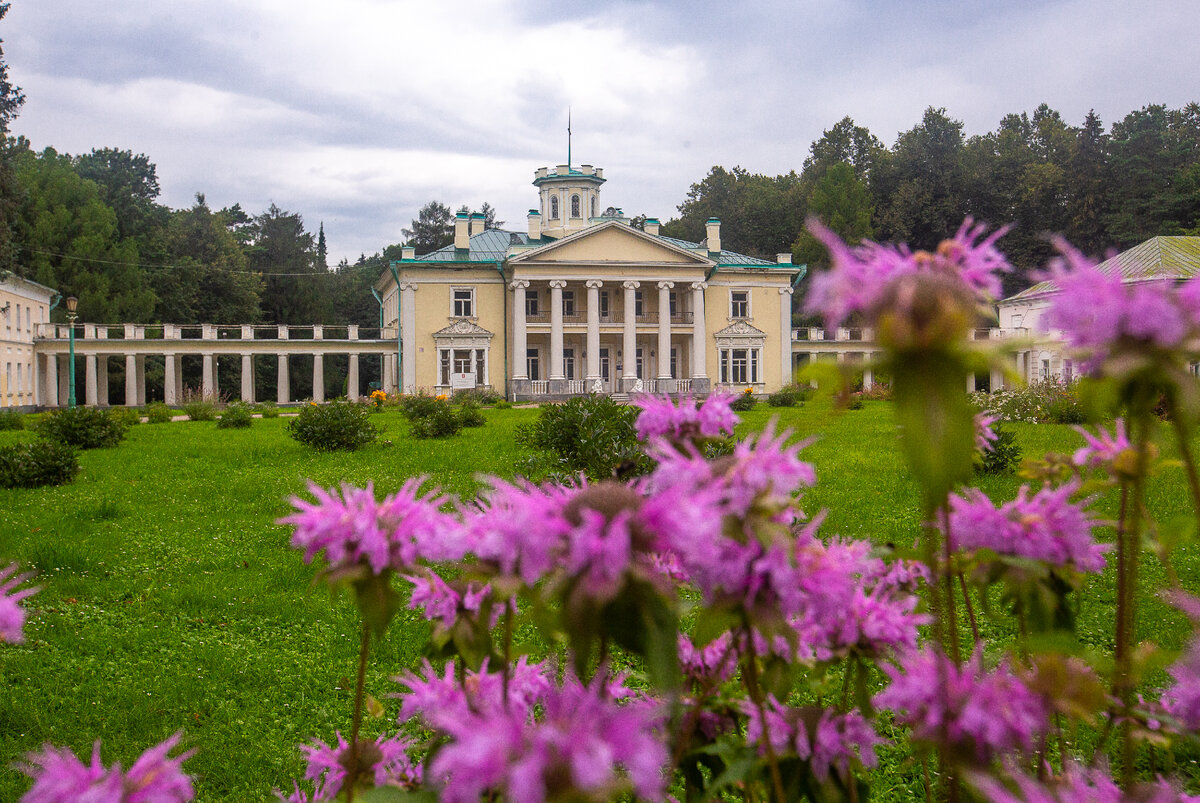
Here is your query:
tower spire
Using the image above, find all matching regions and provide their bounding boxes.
[567,108,572,169]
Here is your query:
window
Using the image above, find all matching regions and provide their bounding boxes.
[563,348,575,380]
[571,195,581,218]
[550,196,560,219]
[562,290,576,317]
[669,292,678,317]
[1041,359,1050,380]
[527,349,540,381]
[525,292,539,317]
[1064,360,1073,384]
[634,291,644,317]
[730,290,750,319]
[599,291,610,320]
[635,348,645,379]
[452,287,474,318]
[719,348,760,384]
[453,350,473,375]
[669,348,678,378]
[439,350,450,385]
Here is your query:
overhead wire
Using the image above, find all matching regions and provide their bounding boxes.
[15,246,374,277]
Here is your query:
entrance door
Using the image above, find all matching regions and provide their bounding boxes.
[599,348,611,392]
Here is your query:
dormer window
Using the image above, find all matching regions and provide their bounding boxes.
[549,196,560,219]
[571,194,581,218]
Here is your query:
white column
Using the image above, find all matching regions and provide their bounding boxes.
[57,354,69,406]
[511,280,529,379]
[277,355,290,403]
[135,356,146,406]
[691,281,708,380]
[348,353,359,400]
[656,281,673,379]
[622,281,639,381]
[125,355,138,406]
[85,354,98,406]
[863,364,874,391]
[779,286,794,388]
[990,367,1004,392]
[96,357,109,406]
[164,354,178,405]
[549,280,566,380]
[966,373,976,393]
[202,354,214,399]
[241,354,254,402]
[313,353,324,403]
[42,353,57,407]
[586,280,602,381]
[400,282,417,393]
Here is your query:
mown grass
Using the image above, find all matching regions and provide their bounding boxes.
[0,399,1197,800]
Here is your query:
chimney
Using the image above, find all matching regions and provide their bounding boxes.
[454,212,469,250]
[401,245,415,260]
[527,209,541,239]
[469,213,486,237]
[535,167,548,179]
[705,218,721,253]
[556,163,570,175]
[776,253,792,265]
[580,164,594,175]
[644,218,660,236]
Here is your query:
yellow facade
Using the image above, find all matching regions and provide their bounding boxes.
[1,275,55,409]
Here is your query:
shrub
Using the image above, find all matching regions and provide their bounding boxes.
[972,380,1086,424]
[977,427,1022,475]
[144,401,174,424]
[845,393,865,410]
[257,401,280,419]
[368,389,388,410]
[180,388,219,422]
[398,391,444,422]
[107,406,141,430]
[515,394,647,481]
[729,388,757,411]
[454,387,502,406]
[494,400,513,410]
[408,400,462,439]
[34,406,127,449]
[217,401,254,429]
[859,383,893,401]
[0,409,26,430]
[287,399,379,451]
[457,399,486,428]
[0,439,80,488]
[767,387,799,408]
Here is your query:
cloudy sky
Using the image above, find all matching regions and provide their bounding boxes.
[4,0,1198,265]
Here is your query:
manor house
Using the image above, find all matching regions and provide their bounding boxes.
[374,162,801,401]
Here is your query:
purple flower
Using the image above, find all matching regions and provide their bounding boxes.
[280,479,458,577]
[297,732,420,800]
[1072,419,1134,473]
[947,483,1108,574]
[970,760,1200,802]
[634,393,737,443]
[875,648,1047,764]
[803,217,1011,330]
[1161,592,1200,732]
[743,698,881,782]
[1,562,38,644]
[399,664,667,803]
[403,569,499,630]
[1043,239,1200,372]
[678,632,737,685]
[974,413,999,454]
[20,733,195,803]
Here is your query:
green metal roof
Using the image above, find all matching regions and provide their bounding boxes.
[401,226,790,270]
[1008,235,1200,300]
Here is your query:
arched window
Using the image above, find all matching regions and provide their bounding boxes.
[571,194,581,218]
[550,196,559,219]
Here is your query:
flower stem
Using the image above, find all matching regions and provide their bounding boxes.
[347,619,371,803]
[742,630,787,803]
[1169,409,1200,519]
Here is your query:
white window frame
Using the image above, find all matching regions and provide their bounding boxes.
[451,287,475,318]
[562,347,575,380]
[527,348,541,381]
[525,292,539,317]
[550,196,560,219]
[561,290,576,317]
[729,289,751,319]
[570,194,581,218]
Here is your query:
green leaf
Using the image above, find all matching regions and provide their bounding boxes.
[352,571,403,640]
[356,787,438,802]
[692,603,741,648]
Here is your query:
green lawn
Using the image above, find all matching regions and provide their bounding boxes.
[0,400,1196,800]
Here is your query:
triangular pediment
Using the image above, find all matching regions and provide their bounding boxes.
[715,320,767,338]
[433,320,494,338]
[510,221,712,266]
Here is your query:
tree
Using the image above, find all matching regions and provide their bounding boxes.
[152,194,262,323]
[662,166,804,257]
[72,148,167,243]
[0,3,25,271]
[402,201,454,253]
[251,203,329,325]
[456,202,504,230]
[317,222,328,270]
[802,116,887,186]
[793,162,874,271]
[1065,110,1110,254]
[11,146,154,321]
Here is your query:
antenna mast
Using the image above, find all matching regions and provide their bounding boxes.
[567,108,572,169]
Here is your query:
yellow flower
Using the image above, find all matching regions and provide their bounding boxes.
[435,394,448,402]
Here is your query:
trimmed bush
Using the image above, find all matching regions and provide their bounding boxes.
[34,406,128,449]
[977,427,1022,475]
[454,387,502,406]
[257,401,280,419]
[408,400,462,439]
[398,392,445,421]
[515,394,647,481]
[457,399,486,428]
[287,399,379,451]
[180,388,219,422]
[0,409,26,430]
[107,407,141,430]
[217,401,254,429]
[144,401,174,424]
[729,389,757,411]
[494,400,513,410]
[0,439,80,488]
[767,387,799,408]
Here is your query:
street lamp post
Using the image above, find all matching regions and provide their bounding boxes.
[65,296,78,408]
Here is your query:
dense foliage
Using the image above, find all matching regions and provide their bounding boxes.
[33,406,128,449]
[217,401,254,430]
[0,438,78,488]
[287,399,379,451]
[515,393,647,481]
